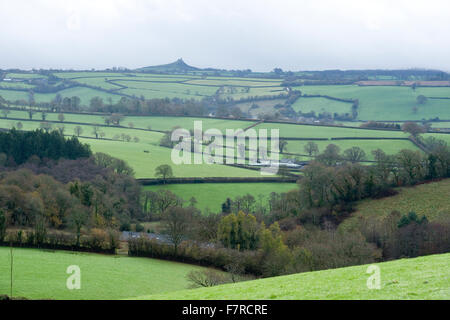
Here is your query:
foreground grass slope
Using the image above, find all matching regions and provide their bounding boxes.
[141,253,450,300]
[0,247,209,300]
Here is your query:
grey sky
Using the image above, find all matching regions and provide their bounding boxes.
[1,0,450,71]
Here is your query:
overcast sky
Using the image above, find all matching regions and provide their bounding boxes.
[1,0,450,71]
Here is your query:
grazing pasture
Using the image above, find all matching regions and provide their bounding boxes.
[0,87,121,106]
[0,110,255,133]
[114,80,219,98]
[0,247,210,300]
[291,96,352,115]
[219,86,288,100]
[4,73,47,79]
[82,138,263,178]
[254,122,408,139]
[144,182,297,212]
[296,85,450,121]
[0,118,164,144]
[235,99,287,117]
[185,79,282,87]
[346,178,450,225]
[141,253,450,300]
[0,82,36,90]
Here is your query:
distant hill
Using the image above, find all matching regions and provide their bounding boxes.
[137,58,202,73]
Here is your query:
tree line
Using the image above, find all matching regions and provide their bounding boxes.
[0,129,91,166]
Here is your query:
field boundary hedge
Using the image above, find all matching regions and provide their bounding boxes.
[138,176,298,185]
[409,136,430,153]
[301,94,356,104]
[0,242,116,255]
[260,119,404,132]
[330,137,409,141]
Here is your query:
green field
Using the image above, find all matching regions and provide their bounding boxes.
[5,73,47,79]
[348,178,450,224]
[0,82,35,90]
[185,79,282,87]
[140,253,450,300]
[235,99,286,117]
[82,138,262,178]
[219,86,288,100]
[254,122,408,139]
[115,80,218,100]
[0,110,255,132]
[424,133,450,145]
[296,85,450,121]
[119,116,254,132]
[72,77,124,90]
[0,247,210,300]
[144,182,297,212]
[292,96,352,115]
[0,87,121,106]
[0,118,164,144]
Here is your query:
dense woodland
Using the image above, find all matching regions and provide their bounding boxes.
[0,130,142,252]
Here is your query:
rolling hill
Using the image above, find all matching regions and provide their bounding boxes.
[138,58,202,73]
[138,253,450,300]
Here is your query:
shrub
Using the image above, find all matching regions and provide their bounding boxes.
[186,270,230,288]
[120,222,131,232]
[83,228,108,251]
[135,223,145,232]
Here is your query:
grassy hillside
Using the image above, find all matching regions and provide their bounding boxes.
[348,178,450,223]
[0,247,211,300]
[144,182,297,212]
[139,253,450,300]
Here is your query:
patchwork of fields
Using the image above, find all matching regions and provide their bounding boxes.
[1,110,449,179]
[1,70,450,301]
[2,72,450,122]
